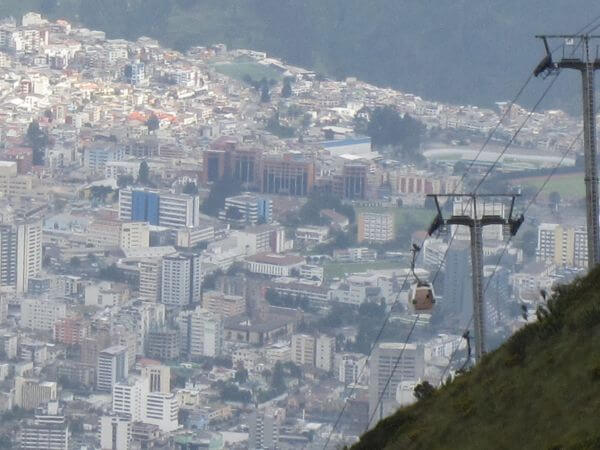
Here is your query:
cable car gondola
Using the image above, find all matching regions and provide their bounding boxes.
[408,243,436,311]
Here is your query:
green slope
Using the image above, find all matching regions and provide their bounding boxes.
[4,0,590,111]
[353,266,600,450]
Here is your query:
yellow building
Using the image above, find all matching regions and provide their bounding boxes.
[537,223,588,268]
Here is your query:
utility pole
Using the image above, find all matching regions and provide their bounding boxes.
[428,194,523,360]
[534,34,600,268]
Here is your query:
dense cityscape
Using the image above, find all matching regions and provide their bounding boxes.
[0,11,590,450]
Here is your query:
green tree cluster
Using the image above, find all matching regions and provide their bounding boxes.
[201,176,242,216]
[358,107,426,162]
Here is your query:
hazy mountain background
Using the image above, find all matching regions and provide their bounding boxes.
[2,0,595,113]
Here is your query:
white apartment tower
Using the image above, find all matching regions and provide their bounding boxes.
[291,334,316,367]
[315,335,335,373]
[357,213,394,243]
[138,258,162,302]
[161,253,202,307]
[368,342,424,427]
[97,345,129,392]
[178,306,224,358]
[21,298,67,331]
[0,219,42,293]
[19,402,69,450]
[99,415,131,450]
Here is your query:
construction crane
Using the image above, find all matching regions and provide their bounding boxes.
[534,34,600,268]
[427,194,524,361]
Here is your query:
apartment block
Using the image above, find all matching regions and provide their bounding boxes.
[537,223,588,268]
[357,212,394,243]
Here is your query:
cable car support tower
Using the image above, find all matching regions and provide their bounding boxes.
[534,34,600,268]
[428,194,524,361]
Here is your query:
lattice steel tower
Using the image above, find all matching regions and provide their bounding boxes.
[428,194,523,360]
[535,34,600,268]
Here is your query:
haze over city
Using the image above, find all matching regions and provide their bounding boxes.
[0,3,596,450]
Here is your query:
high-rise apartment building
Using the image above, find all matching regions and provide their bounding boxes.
[138,258,162,302]
[0,224,17,287]
[53,317,89,346]
[203,290,246,317]
[291,334,316,367]
[19,402,69,450]
[248,408,284,450]
[119,188,200,228]
[146,328,180,360]
[112,377,146,421]
[357,212,394,243]
[178,307,224,358]
[99,415,131,450]
[315,335,336,373]
[368,343,424,427]
[537,223,588,268]
[111,374,178,433]
[21,298,67,331]
[97,345,128,392]
[0,218,43,294]
[14,377,57,410]
[160,253,202,307]
[141,361,171,393]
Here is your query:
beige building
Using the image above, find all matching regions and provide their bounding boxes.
[203,290,246,317]
[14,377,57,410]
[87,219,149,249]
[387,169,462,199]
[537,223,588,268]
[0,174,35,199]
[357,212,394,243]
[291,333,315,367]
[16,219,43,294]
[21,298,66,331]
[138,258,162,302]
[120,222,150,249]
[141,362,171,394]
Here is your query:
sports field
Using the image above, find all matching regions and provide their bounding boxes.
[510,173,585,200]
[214,61,283,82]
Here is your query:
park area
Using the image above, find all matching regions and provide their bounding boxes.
[509,172,585,200]
[213,60,283,82]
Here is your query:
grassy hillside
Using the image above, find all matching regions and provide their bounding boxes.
[2,0,590,111]
[353,266,600,450]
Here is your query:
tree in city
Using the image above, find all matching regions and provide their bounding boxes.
[281,77,293,98]
[359,106,425,162]
[117,174,135,189]
[414,381,435,401]
[90,186,114,203]
[183,181,199,195]
[201,176,241,216]
[234,368,249,384]
[26,121,50,166]
[69,257,81,268]
[146,113,160,132]
[138,161,150,185]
